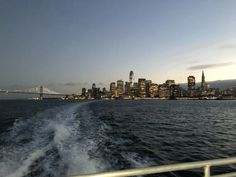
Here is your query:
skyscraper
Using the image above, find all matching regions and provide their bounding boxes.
[129,71,134,87]
[125,81,131,95]
[201,70,208,91]
[165,80,175,86]
[81,88,86,96]
[92,83,96,91]
[187,76,196,97]
[117,80,124,96]
[188,76,195,90]
[91,83,101,98]
[110,82,116,97]
[92,83,97,97]
[138,78,146,97]
[158,84,169,98]
[145,80,152,97]
[201,70,205,89]
[149,83,158,98]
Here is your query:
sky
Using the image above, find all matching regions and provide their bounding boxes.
[0,0,236,94]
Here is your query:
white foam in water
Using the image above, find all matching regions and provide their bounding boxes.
[121,152,154,168]
[51,122,72,150]
[5,149,45,177]
[0,102,103,177]
[62,143,99,176]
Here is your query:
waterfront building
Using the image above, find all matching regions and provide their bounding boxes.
[125,81,131,95]
[92,83,96,96]
[129,71,134,87]
[87,89,93,98]
[92,83,96,89]
[110,82,116,97]
[187,76,196,97]
[100,87,108,98]
[165,80,176,98]
[158,84,169,98]
[91,83,101,98]
[117,80,124,96]
[81,88,86,97]
[138,78,146,98]
[149,83,158,98]
[201,70,205,88]
[201,70,208,91]
[170,84,181,98]
[188,76,195,89]
[165,80,175,87]
[145,80,152,97]
[133,82,139,97]
[200,71,211,97]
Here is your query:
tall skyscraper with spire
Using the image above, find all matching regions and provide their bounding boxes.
[201,70,207,91]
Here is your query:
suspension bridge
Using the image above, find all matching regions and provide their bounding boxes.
[0,86,66,100]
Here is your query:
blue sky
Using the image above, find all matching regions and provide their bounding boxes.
[0,0,236,93]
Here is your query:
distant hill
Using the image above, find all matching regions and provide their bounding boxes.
[179,79,236,90]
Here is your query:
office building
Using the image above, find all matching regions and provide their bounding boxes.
[165,80,175,86]
[138,78,146,98]
[187,76,196,97]
[129,71,134,87]
[117,80,124,96]
[110,82,116,97]
[201,70,208,91]
[125,81,131,95]
[158,84,169,98]
[149,83,158,98]
[81,88,86,97]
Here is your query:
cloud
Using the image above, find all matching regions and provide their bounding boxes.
[48,82,90,87]
[64,82,77,86]
[187,62,235,70]
[219,44,236,49]
[170,36,236,58]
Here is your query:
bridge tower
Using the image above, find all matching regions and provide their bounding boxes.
[39,86,43,100]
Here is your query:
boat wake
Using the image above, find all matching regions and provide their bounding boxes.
[0,101,170,177]
[0,102,104,177]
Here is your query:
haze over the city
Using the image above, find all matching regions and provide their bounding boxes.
[0,0,236,93]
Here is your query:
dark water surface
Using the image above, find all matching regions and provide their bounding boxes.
[0,100,236,177]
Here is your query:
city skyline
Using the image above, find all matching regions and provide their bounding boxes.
[0,69,236,99]
[65,70,235,100]
[0,0,236,93]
